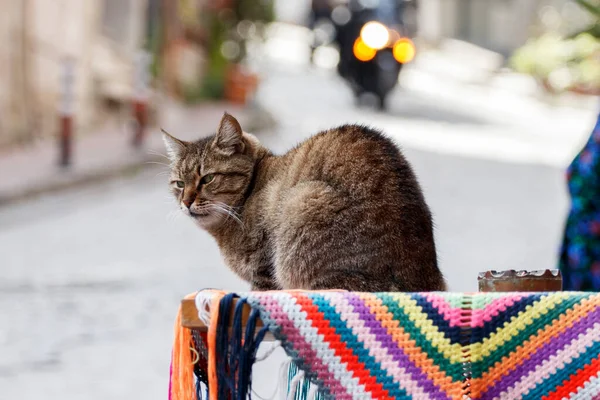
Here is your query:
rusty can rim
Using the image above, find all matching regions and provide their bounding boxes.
[477,269,562,281]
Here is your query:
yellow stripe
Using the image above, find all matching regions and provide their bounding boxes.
[470,293,600,388]
[361,293,465,396]
[392,293,465,363]
[470,292,570,362]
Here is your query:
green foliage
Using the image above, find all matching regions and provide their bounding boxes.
[510,0,600,92]
[574,0,600,18]
[235,0,275,23]
[149,21,163,80]
[193,0,275,101]
[568,0,600,38]
[230,0,276,63]
[198,11,230,100]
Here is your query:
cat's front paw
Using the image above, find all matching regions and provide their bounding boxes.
[250,280,280,291]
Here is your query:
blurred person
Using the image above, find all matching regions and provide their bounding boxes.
[309,0,332,28]
[334,0,407,109]
[559,107,600,290]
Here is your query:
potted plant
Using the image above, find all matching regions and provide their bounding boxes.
[510,0,600,96]
[221,0,275,104]
[172,0,274,103]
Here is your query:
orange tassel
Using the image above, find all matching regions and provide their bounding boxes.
[208,291,225,400]
[169,293,197,400]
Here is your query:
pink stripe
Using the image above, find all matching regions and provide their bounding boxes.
[423,294,526,328]
[329,294,433,399]
[258,297,352,399]
[422,294,464,327]
[567,370,600,399]
[498,323,600,400]
[470,295,526,328]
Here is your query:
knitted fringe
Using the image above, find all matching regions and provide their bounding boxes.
[287,362,323,400]
[191,330,210,399]
[212,293,269,399]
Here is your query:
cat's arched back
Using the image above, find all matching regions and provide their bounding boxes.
[163,113,446,291]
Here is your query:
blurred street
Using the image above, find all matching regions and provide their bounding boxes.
[1,18,598,400]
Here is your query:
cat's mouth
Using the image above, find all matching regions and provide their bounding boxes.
[189,211,210,218]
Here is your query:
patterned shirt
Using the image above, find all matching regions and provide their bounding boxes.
[560,109,600,290]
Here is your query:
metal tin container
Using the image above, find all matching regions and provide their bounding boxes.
[478,269,563,292]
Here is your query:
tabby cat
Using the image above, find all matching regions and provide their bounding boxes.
[163,113,446,291]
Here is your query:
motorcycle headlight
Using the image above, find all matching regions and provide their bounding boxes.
[392,38,416,63]
[353,38,377,61]
[360,21,389,50]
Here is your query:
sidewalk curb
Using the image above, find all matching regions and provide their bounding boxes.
[0,104,278,207]
[0,159,152,207]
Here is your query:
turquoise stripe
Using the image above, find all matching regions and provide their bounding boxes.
[379,293,465,382]
[311,296,412,399]
[521,337,600,400]
[471,295,584,379]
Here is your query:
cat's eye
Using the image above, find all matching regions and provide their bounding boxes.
[175,181,184,188]
[202,174,215,184]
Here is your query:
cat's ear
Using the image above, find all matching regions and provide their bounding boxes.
[213,112,244,156]
[161,129,187,161]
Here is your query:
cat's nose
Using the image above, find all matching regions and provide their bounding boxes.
[182,198,193,209]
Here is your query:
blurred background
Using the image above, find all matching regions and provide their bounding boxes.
[0,0,599,398]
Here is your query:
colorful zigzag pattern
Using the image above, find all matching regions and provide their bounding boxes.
[242,291,600,400]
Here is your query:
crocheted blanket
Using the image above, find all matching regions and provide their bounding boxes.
[175,291,600,400]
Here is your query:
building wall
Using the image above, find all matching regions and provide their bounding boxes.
[0,0,33,145]
[32,0,100,143]
[0,0,147,148]
[417,0,571,56]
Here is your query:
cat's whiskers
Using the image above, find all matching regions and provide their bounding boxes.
[145,161,172,168]
[156,170,171,177]
[214,201,243,214]
[163,194,178,205]
[166,209,182,224]
[208,202,244,228]
[147,150,171,161]
[213,201,243,218]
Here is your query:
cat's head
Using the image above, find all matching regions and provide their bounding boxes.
[162,112,262,230]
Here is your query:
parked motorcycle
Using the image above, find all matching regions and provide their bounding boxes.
[332,0,417,110]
